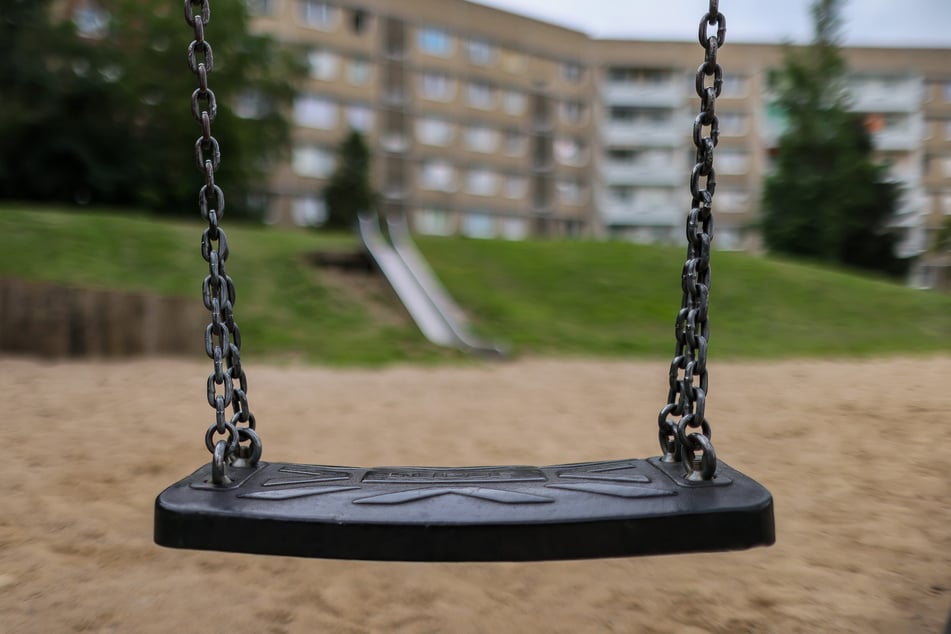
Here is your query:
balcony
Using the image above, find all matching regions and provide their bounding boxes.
[848,78,922,113]
[871,124,922,151]
[602,123,681,147]
[886,164,923,187]
[894,225,927,259]
[602,82,684,108]
[892,189,928,219]
[599,200,682,227]
[601,160,681,186]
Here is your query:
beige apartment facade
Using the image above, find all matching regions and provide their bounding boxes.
[248,0,598,239]
[52,0,951,255]
[245,0,951,259]
[593,40,951,257]
[64,0,950,257]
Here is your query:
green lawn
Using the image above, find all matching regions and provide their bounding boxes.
[1,205,948,364]
[418,237,951,358]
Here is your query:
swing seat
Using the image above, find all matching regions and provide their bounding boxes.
[154,457,774,561]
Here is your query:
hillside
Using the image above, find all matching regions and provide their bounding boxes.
[1,206,948,363]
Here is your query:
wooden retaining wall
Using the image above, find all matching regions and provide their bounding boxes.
[0,278,205,358]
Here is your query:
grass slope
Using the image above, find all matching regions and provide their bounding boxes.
[2,206,948,363]
[0,207,448,364]
[419,237,951,358]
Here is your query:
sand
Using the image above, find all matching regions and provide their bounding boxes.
[1,355,949,633]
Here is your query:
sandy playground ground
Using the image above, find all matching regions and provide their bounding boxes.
[0,355,949,633]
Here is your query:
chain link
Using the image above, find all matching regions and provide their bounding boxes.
[184,0,260,484]
[657,1,725,482]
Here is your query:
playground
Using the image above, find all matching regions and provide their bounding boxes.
[1,354,948,632]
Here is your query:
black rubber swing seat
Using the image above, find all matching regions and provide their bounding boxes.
[154,457,774,561]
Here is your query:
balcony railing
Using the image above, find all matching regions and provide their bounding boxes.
[599,200,681,226]
[848,80,922,113]
[871,125,921,151]
[602,122,681,147]
[601,161,681,186]
[602,82,684,107]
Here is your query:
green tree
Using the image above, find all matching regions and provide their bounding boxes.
[760,0,906,276]
[0,1,305,218]
[323,129,377,229]
[0,0,122,203]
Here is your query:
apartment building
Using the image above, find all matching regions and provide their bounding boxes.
[247,0,597,239]
[592,39,772,251]
[594,41,951,256]
[61,0,951,261]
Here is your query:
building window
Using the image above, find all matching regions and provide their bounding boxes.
[945,121,951,141]
[466,168,498,196]
[557,179,585,205]
[464,125,500,153]
[720,74,749,97]
[292,145,335,178]
[234,90,271,120]
[466,38,496,65]
[503,175,527,199]
[418,27,453,56]
[292,196,327,226]
[607,67,635,83]
[502,90,526,115]
[245,0,278,16]
[943,156,951,177]
[608,148,637,162]
[346,59,371,85]
[416,208,453,235]
[719,112,748,136]
[416,118,455,146]
[715,189,751,213]
[609,106,671,125]
[716,227,742,250]
[561,61,583,83]
[73,6,110,39]
[609,186,635,204]
[419,72,456,101]
[462,212,495,238]
[637,187,674,208]
[716,149,750,174]
[554,137,587,166]
[609,67,674,86]
[504,131,525,156]
[298,1,338,30]
[307,49,339,80]
[613,148,671,167]
[345,105,373,132]
[501,218,528,240]
[560,101,586,124]
[765,102,788,136]
[293,95,337,129]
[467,81,495,109]
[420,160,456,191]
[944,82,951,102]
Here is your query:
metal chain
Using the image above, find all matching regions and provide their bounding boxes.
[184,0,261,484]
[657,0,725,482]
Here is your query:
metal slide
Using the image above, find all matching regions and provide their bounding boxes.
[358,215,505,357]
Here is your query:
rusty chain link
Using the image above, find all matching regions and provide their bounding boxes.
[657,1,725,481]
[184,0,261,484]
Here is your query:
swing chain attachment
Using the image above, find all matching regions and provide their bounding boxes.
[658,0,725,482]
[184,0,261,485]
